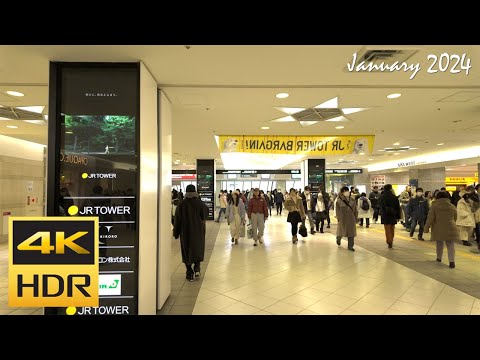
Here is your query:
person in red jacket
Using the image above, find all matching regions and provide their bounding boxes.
[247,188,268,246]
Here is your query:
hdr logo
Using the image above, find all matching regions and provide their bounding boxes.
[8,217,99,308]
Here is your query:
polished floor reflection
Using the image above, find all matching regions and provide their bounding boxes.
[192,214,480,315]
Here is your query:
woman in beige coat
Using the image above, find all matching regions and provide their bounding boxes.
[335,186,358,251]
[284,188,306,244]
[425,191,459,268]
[456,190,475,246]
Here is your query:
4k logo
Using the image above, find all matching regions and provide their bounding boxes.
[9,217,99,308]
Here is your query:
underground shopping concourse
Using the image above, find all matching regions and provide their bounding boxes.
[1,45,480,316]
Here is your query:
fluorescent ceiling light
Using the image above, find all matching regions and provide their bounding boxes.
[0,117,11,121]
[342,108,369,115]
[437,143,444,146]
[394,153,399,155]
[260,126,270,130]
[335,126,344,129]
[6,125,18,129]
[65,131,73,134]
[16,106,45,114]
[359,152,365,155]
[393,142,400,146]
[275,93,289,99]
[299,121,319,127]
[368,158,373,160]
[387,93,401,99]
[274,107,306,115]
[315,97,338,109]
[6,91,24,97]
[270,115,296,123]
[325,115,349,122]
[44,115,48,120]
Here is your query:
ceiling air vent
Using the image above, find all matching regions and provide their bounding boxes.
[347,47,419,70]
[0,106,44,121]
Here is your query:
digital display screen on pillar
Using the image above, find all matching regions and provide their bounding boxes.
[308,159,326,195]
[197,160,215,220]
[47,63,139,315]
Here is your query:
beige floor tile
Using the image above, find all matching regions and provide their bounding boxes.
[201,294,238,310]
[321,293,358,308]
[264,301,303,315]
[346,300,389,315]
[282,293,318,308]
[298,309,320,315]
[473,299,480,309]
[211,311,229,315]
[252,310,274,315]
[383,309,409,315]
[192,302,218,315]
[427,303,471,315]
[222,302,259,315]
[340,309,364,315]
[357,293,396,308]
[297,287,331,301]
[223,287,257,301]
[196,288,220,302]
[470,308,480,315]
[389,300,430,315]
[8,309,37,315]
[307,300,346,315]
[241,294,278,309]
[0,309,13,315]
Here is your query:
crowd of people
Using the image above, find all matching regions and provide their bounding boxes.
[171,183,480,280]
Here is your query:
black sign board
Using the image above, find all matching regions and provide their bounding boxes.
[197,160,215,220]
[307,159,326,195]
[47,62,139,315]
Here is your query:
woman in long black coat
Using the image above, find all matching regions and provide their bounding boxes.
[173,184,209,281]
[379,184,401,248]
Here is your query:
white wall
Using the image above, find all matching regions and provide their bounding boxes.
[138,63,159,315]
[157,90,172,309]
[0,135,46,242]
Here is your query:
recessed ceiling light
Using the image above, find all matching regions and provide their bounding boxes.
[359,152,365,155]
[378,150,384,152]
[339,159,344,161]
[368,158,373,161]
[387,93,401,99]
[437,143,444,146]
[6,91,24,97]
[446,168,453,171]
[275,93,289,99]
[393,142,400,146]
[335,126,344,129]
[394,152,400,155]
[6,125,18,129]
[66,131,73,134]
[16,106,45,114]
[260,126,270,130]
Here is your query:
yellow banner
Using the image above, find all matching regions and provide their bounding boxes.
[445,177,477,184]
[219,135,375,155]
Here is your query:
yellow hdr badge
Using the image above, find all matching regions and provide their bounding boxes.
[8,217,99,308]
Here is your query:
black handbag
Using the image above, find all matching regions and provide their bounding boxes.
[299,224,308,237]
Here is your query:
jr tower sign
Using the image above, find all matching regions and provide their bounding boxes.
[47,63,140,315]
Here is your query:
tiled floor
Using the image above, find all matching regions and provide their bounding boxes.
[191,214,480,315]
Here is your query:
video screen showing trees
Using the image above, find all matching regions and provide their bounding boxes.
[63,115,135,154]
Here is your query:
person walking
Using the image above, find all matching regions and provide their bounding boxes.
[456,190,475,246]
[379,184,401,249]
[335,186,358,251]
[424,191,459,268]
[357,192,372,228]
[173,184,208,281]
[226,191,246,245]
[407,187,429,241]
[284,188,306,244]
[315,186,330,233]
[368,186,381,224]
[215,190,227,222]
[247,188,269,246]
[275,189,285,215]
[301,186,316,235]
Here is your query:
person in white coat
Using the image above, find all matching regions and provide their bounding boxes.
[226,191,246,245]
[357,192,372,228]
[456,190,475,246]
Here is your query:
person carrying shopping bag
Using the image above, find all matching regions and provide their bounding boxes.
[284,188,307,244]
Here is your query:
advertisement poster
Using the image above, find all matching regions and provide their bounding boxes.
[371,175,385,189]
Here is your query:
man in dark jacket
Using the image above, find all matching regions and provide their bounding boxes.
[379,184,401,248]
[407,187,429,241]
[173,184,208,281]
[368,186,381,223]
[275,189,285,215]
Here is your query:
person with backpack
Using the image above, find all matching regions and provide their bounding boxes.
[357,192,372,228]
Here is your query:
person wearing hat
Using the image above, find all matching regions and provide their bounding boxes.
[247,187,268,246]
[173,184,209,281]
[456,189,475,246]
